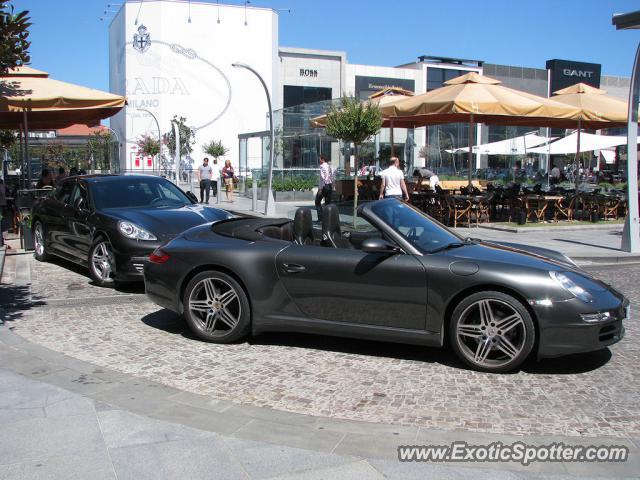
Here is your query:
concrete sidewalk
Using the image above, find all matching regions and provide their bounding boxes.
[1,331,637,480]
[215,194,639,266]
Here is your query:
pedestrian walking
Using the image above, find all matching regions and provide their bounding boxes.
[211,158,220,198]
[379,157,408,200]
[197,157,213,203]
[221,159,236,203]
[315,155,334,221]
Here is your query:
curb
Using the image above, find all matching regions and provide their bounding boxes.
[478,223,624,233]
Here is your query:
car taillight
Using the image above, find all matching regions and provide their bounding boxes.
[149,249,170,264]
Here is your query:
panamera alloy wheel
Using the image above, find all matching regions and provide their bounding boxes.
[89,239,116,287]
[33,221,50,262]
[450,291,535,373]
[183,271,250,343]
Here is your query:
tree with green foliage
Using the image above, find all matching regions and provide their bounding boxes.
[324,96,382,224]
[164,115,195,163]
[202,139,228,162]
[0,0,31,72]
[86,131,114,171]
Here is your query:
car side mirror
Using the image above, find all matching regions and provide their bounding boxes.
[185,191,198,204]
[361,237,401,255]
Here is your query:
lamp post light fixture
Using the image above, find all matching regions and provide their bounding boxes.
[137,108,162,174]
[612,10,640,253]
[232,61,276,216]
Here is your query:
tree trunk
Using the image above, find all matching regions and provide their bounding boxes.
[353,143,358,229]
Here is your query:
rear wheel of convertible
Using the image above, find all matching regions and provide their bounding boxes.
[449,291,535,373]
[183,271,250,343]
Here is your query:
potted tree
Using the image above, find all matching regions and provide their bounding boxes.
[325,96,382,226]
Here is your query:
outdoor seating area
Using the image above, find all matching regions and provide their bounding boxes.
[410,183,628,227]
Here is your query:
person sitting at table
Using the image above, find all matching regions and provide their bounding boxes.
[36,169,54,189]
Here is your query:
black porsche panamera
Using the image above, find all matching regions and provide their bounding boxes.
[144,199,629,373]
[31,174,231,287]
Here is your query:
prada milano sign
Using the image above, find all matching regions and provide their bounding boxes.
[109,1,279,171]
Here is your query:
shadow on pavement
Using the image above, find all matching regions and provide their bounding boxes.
[141,308,614,375]
[43,256,145,294]
[552,238,622,252]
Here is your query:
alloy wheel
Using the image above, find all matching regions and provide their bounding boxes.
[188,277,241,336]
[91,241,115,282]
[455,298,527,369]
[34,223,45,257]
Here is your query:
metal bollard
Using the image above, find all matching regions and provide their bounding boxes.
[252,181,258,212]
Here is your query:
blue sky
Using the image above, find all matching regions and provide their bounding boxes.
[12,0,640,92]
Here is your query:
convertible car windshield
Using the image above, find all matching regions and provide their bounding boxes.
[370,200,462,253]
[91,177,191,209]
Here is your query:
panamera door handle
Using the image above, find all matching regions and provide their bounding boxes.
[282,263,306,273]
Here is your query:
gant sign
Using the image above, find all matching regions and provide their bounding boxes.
[547,59,601,93]
[563,69,594,79]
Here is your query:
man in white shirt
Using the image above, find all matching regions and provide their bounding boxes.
[197,157,213,203]
[210,158,221,197]
[379,157,409,200]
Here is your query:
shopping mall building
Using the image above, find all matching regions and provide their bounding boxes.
[109,0,631,176]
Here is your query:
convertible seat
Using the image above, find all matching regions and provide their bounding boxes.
[321,204,354,249]
[293,207,314,245]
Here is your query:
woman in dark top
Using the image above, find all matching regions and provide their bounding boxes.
[221,159,235,203]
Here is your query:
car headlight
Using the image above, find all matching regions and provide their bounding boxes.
[549,271,593,303]
[117,221,157,241]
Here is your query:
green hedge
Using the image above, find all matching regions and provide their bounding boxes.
[245,176,317,192]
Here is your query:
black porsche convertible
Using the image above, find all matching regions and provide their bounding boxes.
[144,199,629,373]
[31,174,231,287]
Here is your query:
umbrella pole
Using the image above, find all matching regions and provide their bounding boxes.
[575,120,581,193]
[23,110,31,187]
[468,115,474,187]
[390,120,395,158]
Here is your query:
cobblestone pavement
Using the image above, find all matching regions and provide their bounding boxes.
[4,256,640,438]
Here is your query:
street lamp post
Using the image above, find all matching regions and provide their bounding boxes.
[104,126,121,173]
[612,11,640,253]
[232,62,276,216]
[137,108,162,174]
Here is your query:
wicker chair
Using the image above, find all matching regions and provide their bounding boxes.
[554,195,577,222]
[445,195,472,228]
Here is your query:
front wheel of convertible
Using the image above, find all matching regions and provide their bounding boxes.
[33,221,51,262]
[449,291,535,373]
[88,238,116,287]
[183,271,250,343]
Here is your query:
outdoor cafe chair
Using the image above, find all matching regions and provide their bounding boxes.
[445,195,472,228]
[554,195,578,222]
[599,195,621,221]
[524,195,549,223]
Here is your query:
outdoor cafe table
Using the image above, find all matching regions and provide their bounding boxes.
[522,194,564,222]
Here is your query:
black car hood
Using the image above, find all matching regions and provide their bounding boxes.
[445,241,576,271]
[104,204,230,240]
[479,241,577,268]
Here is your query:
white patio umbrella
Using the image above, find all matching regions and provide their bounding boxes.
[447,132,556,155]
[527,131,637,154]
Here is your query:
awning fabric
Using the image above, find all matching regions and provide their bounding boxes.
[527,131,637,154]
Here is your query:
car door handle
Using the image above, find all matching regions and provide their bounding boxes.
[282,263,306,274]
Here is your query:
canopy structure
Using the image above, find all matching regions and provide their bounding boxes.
[448,132,556,155]
[0,66,126,184]
[379,72,582,185]
[527,131,637,155]
[0,67,126,129]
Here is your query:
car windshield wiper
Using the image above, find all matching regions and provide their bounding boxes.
[428,240,473,254]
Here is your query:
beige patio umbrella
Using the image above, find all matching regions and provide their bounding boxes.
[380,72,582,186]
[549,83,628,191]
[0,66,127,183]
